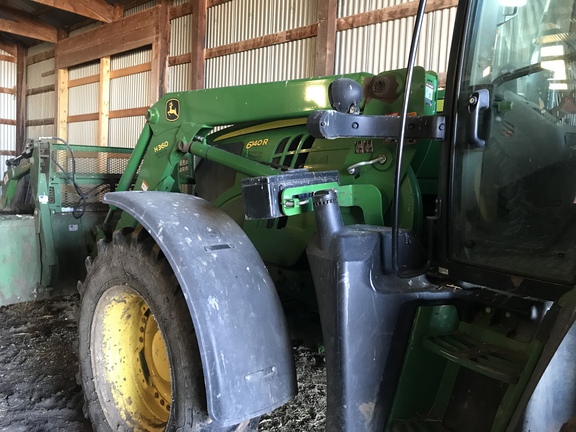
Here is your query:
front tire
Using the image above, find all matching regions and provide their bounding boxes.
[78,226,259,431]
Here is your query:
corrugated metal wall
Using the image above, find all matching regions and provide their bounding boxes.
[169,12,194,92]
[336,0,456,76]
[204,0,317,88]
[26,44,55,141]
[109,48,152,147]
[125,1,155,16]
[1,54,16,172]
[68,22,101,37]
[68,62,99,145]
[168,63,191,92]
[20,0,457,154]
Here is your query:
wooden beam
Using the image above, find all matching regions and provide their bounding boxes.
[168,53,190,67]
[190,0,207,89]
[0,119,17,126]
[26,48,55,66]
[0,39,17,57]
[68,74,99,88]
[56,69,68,141]
[27,84,55,96]
[110,62,152,79]
[208,0,232,6]
[26,118,54,127]
[315,0,337,77]
[205,24,318,59]
[68,113,98,123]
[56,7,159,69]
[0,54,16,63]
[0,150,17,156]
[170,2,193,20]
[109,107,148,119]
[0,87,16,95]
[30,0,119,23]
[336,0,459,31]
[0,8,57,43]
[16,45,26,154]
[150,0,170,103]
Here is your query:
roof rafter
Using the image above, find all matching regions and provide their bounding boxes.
[0,7,57,43]
[29,0,121,23]
[0,38,17,57]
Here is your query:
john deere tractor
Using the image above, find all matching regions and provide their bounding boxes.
[3,0,576,429]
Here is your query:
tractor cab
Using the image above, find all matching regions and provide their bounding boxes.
[442,0,576,294]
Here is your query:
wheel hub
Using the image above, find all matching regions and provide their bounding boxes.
[91,286,172,430]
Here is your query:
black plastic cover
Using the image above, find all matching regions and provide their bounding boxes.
[307,190,455,431]
[241,169,339,219]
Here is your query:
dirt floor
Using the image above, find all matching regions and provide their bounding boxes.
[0,295,326,432]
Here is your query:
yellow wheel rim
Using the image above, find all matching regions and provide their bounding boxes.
[92,286,172,430]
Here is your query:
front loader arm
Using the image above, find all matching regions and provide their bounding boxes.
[112,74,374,228]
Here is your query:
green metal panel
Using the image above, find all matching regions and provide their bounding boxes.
[0,215,43,305]
[146,73,375,134]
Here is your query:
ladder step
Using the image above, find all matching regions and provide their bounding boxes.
[422,331,526,384]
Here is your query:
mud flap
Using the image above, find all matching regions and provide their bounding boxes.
[103,191,296,426]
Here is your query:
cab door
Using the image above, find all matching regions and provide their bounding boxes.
[439,0,576,428]
[440,0,576,293]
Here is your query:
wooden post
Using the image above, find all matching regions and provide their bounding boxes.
[98,56,110,171]
[150,0,170,103]
[190,0,207,90]
[16,44,26,154]
[314,0,337,77]
[56,68,68,141]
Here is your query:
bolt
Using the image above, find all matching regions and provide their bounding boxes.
[352,122,359,129]
[485,307,492,314]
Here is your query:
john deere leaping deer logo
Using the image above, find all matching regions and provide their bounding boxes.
[166,98,180,121]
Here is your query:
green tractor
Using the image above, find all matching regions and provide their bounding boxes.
[3,0,576,429]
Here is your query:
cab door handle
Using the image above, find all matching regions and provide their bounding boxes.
[466,89,490,149]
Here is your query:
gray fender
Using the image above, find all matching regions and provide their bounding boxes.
[103,191,296,426]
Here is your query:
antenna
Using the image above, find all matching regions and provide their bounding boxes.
[392,0,429,277]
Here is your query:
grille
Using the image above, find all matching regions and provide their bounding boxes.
[60,183,112,211]
[272,134,314,169]
[49,145,133,213]
[50,150,131,175]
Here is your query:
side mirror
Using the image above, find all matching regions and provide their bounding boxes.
[328,78,363,114]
